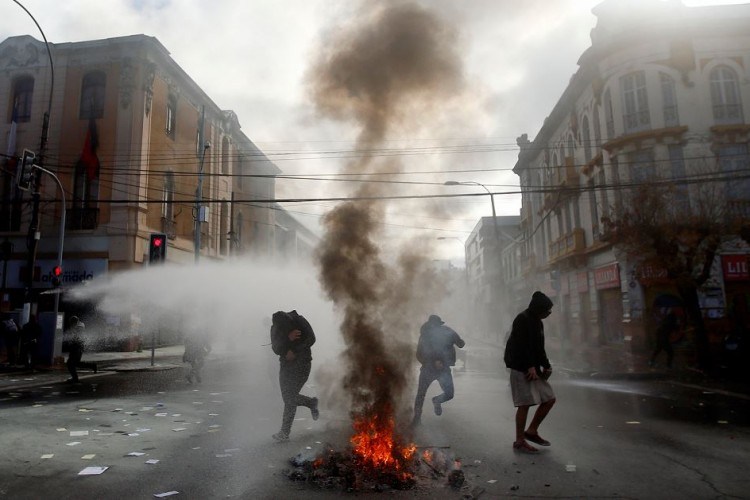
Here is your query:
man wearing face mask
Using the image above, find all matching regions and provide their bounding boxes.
[504,291,556,453]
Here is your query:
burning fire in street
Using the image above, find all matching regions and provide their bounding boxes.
[296,0,470,493]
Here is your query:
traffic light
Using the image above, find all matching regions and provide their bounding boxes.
[149,233,167,264]
[51,265,63,287]
[16,149,36,191]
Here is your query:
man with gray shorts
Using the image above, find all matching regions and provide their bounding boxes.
[504,291,556,453]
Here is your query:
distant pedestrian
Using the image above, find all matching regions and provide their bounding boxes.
[649,307,679,369]
[2,317,19,366]
[411,314,466,426]
[65,316,97,383]
[183,333,211,384]
[270,310,318,442]
[504,291,556,453]
[20,314,43,369]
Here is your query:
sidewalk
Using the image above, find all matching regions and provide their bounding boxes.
[0,345,185,392]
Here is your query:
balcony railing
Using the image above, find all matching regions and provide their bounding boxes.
[548,228,585,263]
[67,207,99,231]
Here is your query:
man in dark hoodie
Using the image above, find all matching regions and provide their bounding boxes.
[411,314,466,426]
[504,291,556,453]
[270,310,319,442]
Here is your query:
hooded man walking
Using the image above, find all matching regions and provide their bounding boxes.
[504,291,556,453]
[270,310,319,442]
[411,314,465,426]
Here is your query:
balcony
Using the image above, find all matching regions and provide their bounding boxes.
[548,228,585,263]
[67,207,99,231]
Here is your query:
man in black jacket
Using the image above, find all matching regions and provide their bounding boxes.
[270,310,319,442]
[411,314,465,426]
[504,291,556,453]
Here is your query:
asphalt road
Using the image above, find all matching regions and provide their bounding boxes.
[0,358,748,499]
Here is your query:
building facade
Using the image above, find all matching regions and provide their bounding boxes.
[0,35,309,347]
[511,0,750,359]
[465,215,520,342]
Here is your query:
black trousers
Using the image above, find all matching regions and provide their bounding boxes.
[67,350,96,381]
[279,359,314,435]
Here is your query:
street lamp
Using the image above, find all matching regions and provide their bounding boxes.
[444,181,500,247]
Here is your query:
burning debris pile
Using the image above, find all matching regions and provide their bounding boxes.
[303,0,469,493]
[286,443,464,493]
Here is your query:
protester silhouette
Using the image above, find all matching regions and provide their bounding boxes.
[504,291,556,453]
[65,316,97,383]
[411,314,465,426]
[270,310,318,442]
[183,333,211,384]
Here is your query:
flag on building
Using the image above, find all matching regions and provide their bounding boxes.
[78,118,100,181]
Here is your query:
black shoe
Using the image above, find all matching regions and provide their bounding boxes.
[432,396,442,416]
[310,397,319,421]
[66,378,79,384]
[93,363,98,374]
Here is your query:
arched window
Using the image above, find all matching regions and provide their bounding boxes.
[660,73,679,127]
[582,115,592,163]
[621,71,650,133]
[79,71,106,119]
[710,65,743,124]
[593,106,602,147]
[604,88,615,139]
[10,76,34,122]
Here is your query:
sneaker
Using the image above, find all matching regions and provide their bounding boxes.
[513,440,539,453]
[310,397,319,421]
[432,396,442,416]
[272,432,289,442]
[524,431,551,446]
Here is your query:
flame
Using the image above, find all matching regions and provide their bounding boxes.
[350,411,415,473]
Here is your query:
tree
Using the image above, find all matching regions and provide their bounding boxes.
[601,175,747,372]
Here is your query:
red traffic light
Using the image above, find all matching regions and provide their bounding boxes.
[53,265,63,277]
[153,237,164,247]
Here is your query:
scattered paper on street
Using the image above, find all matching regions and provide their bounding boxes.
[41,454,54,459]
[146,459,160,464]
[153,491,179,498]
[70,430,89,437]
[626,421,641,425]
[127,452,146,456]
[66,442,81,446]
[78,466,108,475]
[172,428,187,432]
[81,454,96,460]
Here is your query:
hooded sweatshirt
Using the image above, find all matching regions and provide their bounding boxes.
[504,292,553,373]
[270,310,316,363]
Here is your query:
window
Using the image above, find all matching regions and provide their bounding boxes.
[582,115,592,163]
[668,145,689,213]
[604,89,615,139]
[162,171,175,220]
[70,159,100,230]
[710,65,743,124]
[166,94,177,138]
[10,76,34,122]
[621,71,650,133]
[593,107,602,147]
[588,180,600,237]
[628,149,655,184]
[221,136,230,175]
[597,170,608,219]
[79,72,106,119]
[660,73,679,127]
[719,144,750,200]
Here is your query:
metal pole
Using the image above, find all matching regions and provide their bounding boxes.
[13,1,54,327]
[194,107,208,263]
[33,166,65,359]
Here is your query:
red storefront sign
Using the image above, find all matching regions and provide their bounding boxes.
[594,263,620,290]
[722,255,749,281]
[637,263,670,285]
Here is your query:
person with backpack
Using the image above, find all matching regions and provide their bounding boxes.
[411,314,465,427]
[270,310,319,442]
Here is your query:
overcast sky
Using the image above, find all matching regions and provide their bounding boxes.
[2,0,745,261]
